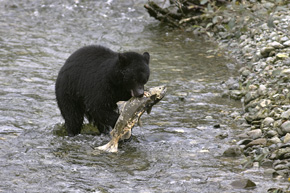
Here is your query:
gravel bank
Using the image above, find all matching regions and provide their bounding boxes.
[215,0,290,180]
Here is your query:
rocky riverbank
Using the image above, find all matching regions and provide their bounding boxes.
[145,0,290,189]
[214,0,290,183]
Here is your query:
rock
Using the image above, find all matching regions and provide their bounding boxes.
[223,146,242,157]
[258,84,267,95]
[260,46,275,57]
[259,99,271,108]
[281,109,290,119]
[262,117,274,127]
[281,121,290,134]
[246,138,267,147]
[237,139,252,145]
[275,147,290,159]
[269,41,284,49]
[281,37,289,43]
[229,90,244,100]
[242,69,251,77]
[276,53,289,60]
[268,136,281,144]
[283,40,290,47]
[274,164,288,170]
[281,69,290,75]
[231,179,256,189]
[284,133,290,143]
[237,132,249,139]
[247,129,262,139]
[266,130,278,138]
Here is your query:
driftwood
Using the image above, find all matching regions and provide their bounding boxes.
[144,0,231,27]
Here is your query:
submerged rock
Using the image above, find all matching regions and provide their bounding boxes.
[223,146,242,157]
[231,179,256,189]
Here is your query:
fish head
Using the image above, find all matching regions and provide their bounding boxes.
[145,85,167,114]
[149,85,167,100]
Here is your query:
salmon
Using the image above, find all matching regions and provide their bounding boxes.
[97,85,167,152]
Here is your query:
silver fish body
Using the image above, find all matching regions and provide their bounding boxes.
[97,85,167,152]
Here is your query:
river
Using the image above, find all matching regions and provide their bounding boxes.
[0,0,286,192]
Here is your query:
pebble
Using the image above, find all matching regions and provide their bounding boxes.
[269,41,284,49]
[284,133,290,143]
[283,40,290,47]
[246,138,267,147]
[281,109,290,119]
[247,129,262,139]
[260,46,275,57]
[281,121,290,134]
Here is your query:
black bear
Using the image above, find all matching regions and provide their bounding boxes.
[55,45,150,136]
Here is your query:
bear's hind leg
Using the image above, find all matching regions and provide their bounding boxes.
[58,98,85,136]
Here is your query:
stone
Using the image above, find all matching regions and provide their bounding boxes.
[281,121,290,134]
[276,53,289,59]
[260,46,275,57]
[269,41,284,49]
[281,109,290,119]
[262,117,274,127]
[281,36,289,43]
[274,164,288,170]
[259,99,271,108]
[247,129,262,139]
[276,147,290,159]
[223,146,242,157]
[231,179,256,189]
[283,40,290,47]
[242,69,251,77]
[246,138,267,147]
[281,69,290,75]
[284,133,290,143]
[268,136,281,144]
[266,130,278,138]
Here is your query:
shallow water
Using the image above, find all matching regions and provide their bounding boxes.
[0,0,288,192]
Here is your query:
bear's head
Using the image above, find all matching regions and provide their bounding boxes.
[118,52,150,97]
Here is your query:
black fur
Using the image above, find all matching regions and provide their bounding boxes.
[55,45,150,136]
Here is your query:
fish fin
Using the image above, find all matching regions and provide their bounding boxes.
[146,106,153,114]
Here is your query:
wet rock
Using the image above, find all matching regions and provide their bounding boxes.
[229,90,244,100]
[281,121,290,134]
[223,146,242,157]
[237,139,252,145]
[246,138,267,147]
[230,179,256,189]
[247,129,262,139]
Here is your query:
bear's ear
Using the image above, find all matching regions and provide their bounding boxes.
[118,53,127,66]
[143,52,150,64]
